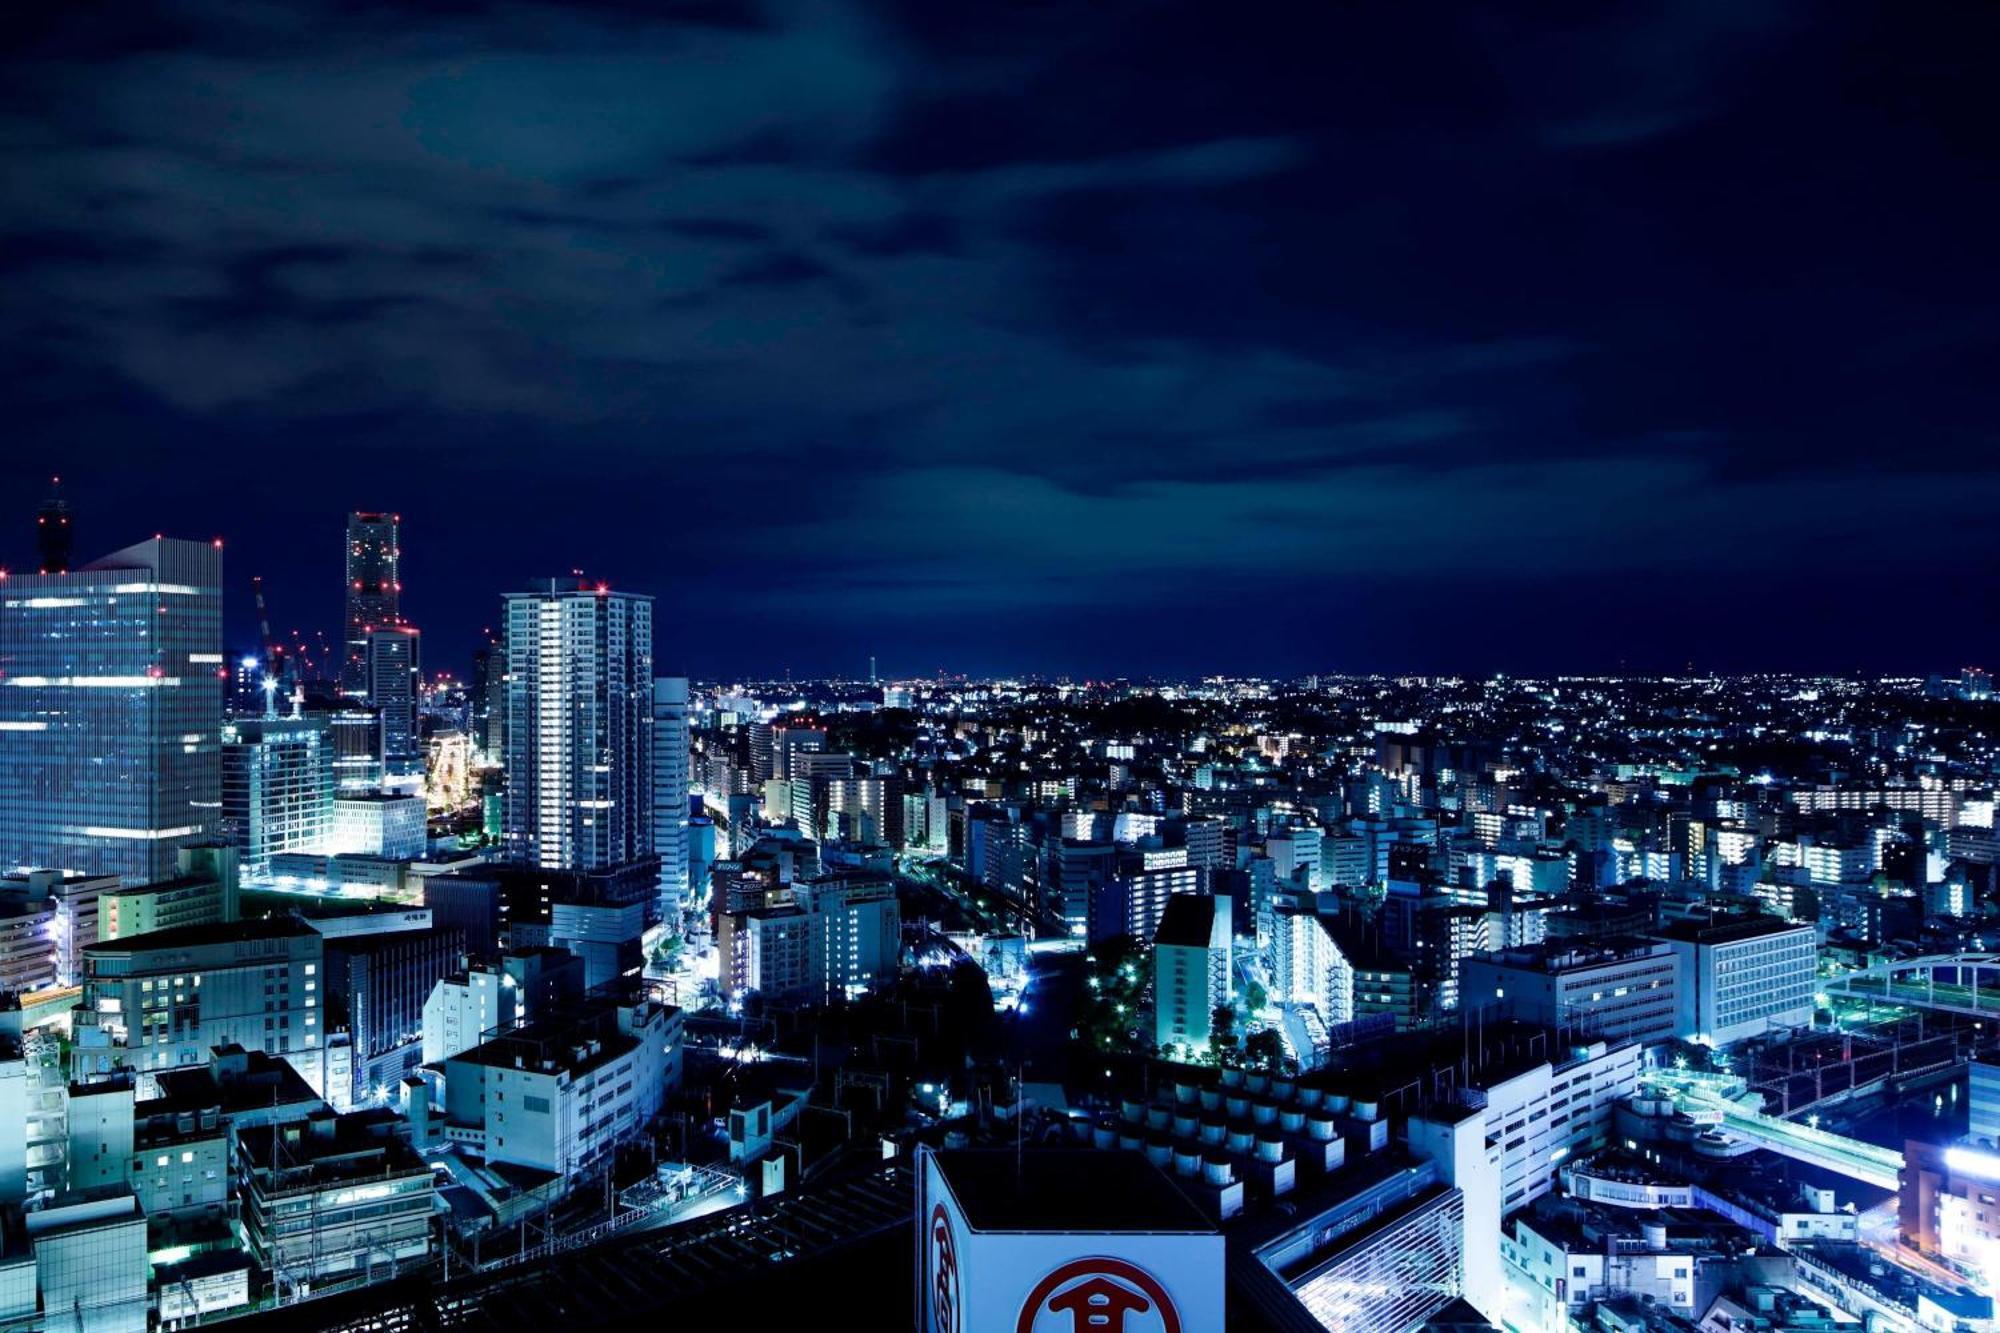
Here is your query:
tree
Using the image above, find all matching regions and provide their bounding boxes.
[1210,1005,1240,1065]
[1245,981,1268,1016]
[1244,1028,1285,1075]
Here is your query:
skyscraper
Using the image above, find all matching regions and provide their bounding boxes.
[502,578,653,871]
[0,537,224,884]
[366,624,422,777]
[652,677,690,927]
[342,512,399,697]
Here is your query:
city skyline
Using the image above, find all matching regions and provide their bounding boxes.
[6,4,1999,679]
[11,8,2000,1331]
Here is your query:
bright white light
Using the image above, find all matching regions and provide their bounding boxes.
[1946,1146,2000,1181]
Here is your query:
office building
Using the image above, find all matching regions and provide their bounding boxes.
[423,960,520,1064]
[317,921,464,1106]
[1658,916,1815,1045]
[652,677,690,927]
[22,1188,150,1333]
[222,714,335,870]
[366,623,422,778]
[503,578,654,872]
[328,792,426,860]
[1460,937,1681,1045]
[1153,893,1232,1057]
[1268,826,1324,891]
[129,1092,230,1219]
[0,868,118,989]
[1971,1056,2000,1148]
[0,887,60,995]
[341,512,399,697]
[73,918,324,1077]
[439,997,681,1177]
[321,698,384,791]
[34,476,72,575]
[0,537,223,885]
[1469,1036,1642,1212]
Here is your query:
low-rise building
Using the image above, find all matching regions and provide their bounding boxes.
[237,1110,436,1298]
[328,793,427,861]
[23,1187,151,1332]
[73,917,325,1078]
[1658,917,1815,1046]
[100,843,239,942]
[1461,936,1681,1045]
[440,997,682,1177]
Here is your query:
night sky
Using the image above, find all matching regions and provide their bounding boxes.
[4,2,1997,681]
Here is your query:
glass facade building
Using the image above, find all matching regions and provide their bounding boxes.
[0,538,223,885]
[1244,1160,1467,1333]
[222,715,335,870]
[503,578,653,871]
[365,624,422,777]
[1286,1187,1465,1331]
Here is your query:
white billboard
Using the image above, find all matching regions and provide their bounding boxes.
[917,1147,1225,1333]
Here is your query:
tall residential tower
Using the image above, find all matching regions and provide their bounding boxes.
[653,677,690,927]
[502,578,653,872]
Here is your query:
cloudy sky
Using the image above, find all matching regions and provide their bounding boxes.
[4,1,1997,679]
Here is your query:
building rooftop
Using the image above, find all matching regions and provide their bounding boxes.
[1655,914,1808,945]
[1471,934,1672,971]
[83,916,316,955]
[1154,892,1219,948]
[238,1111,431,1192]
[933,1149,1214,1234]
[444,997,665,1080]
[153,1045,324,1119]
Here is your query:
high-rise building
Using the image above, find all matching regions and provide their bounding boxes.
[0,537,223,885]
[502,578,653,872]
[653,677,690,928]
[468,634,504,759]
[366,623,422,776]
[222,714,335,870]
[341,512,399,697]
[1153,892,1232,1056]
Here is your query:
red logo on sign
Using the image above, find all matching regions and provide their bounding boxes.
[1016,1257,1182,1333]
[929,1203,962,1333]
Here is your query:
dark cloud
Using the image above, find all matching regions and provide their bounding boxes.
[1,0,1997,678]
